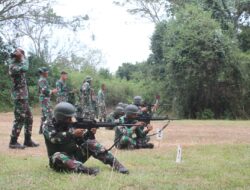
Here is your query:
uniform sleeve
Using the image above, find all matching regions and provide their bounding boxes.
[39,79,51,96]
[9,59,29,74]
[43,123,74,144]
[116,125,133,136]
[135,126,148,138]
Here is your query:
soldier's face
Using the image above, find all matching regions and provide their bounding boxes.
[42,72,49,78]
[14,49,24,62]
[61,74,68,80]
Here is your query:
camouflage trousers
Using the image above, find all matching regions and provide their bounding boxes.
[98,103,107,121]
[116,136,150,149]
[50,139,116,172]
[39,97,52,131]
[11,99,33,138]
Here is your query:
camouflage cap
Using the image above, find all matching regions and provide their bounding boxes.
[38,67,49,74]
[85,76,92,82]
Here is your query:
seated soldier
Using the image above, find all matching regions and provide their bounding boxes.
[43,102,129,175]
[115,105,154,149]
[106,106,125,130]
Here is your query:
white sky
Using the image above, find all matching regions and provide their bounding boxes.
[53,0,155,72]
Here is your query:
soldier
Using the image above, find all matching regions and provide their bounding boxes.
[8,48,39,149]
[105,106,125,130]
[97,84,107,122]
[56,71,68,103]
[80,76,95,119]
[38,67,57,134]
[115,105,154,149]
[43,102,129,175]
[106,106,125,123]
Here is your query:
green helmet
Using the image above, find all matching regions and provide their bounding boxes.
[38,67,49,74]
[85,76,92,82]
[114,106,125,115]
[54,102,76,122]
[134,96,143,106]
[125,104,139,116]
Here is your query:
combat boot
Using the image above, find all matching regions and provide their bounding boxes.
[24,134,39,147]
[9,137,25,149]
[112,159,129,174]
[136,143,154,149]
[77,165,99,175]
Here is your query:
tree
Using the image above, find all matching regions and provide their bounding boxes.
[154,4,244,118]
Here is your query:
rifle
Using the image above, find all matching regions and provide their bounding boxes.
[73,118,137,139]
[136,113,178,125]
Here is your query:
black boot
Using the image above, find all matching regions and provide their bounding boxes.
[139,143,154,149]
[77,165,99,176]
[24,134,39,147]
[112,159,129,174]
[9,137,25,149]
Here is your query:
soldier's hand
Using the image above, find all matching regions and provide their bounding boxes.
[90,128,97,134]
[146,124,153,132]
[73,129,85,137]
[51,88,58,94]
[141,107,148,113]
[135,121,145,127]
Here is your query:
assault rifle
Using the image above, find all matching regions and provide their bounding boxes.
[136,113,178,125]
[73,118,138,140]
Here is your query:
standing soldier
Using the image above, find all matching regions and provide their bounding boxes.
[38,67,57,134]
[8,48,39,149]
[80,76,95,119]
[97,84,107,122]
[56,71,68,103]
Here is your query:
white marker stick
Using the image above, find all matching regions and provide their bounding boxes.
[156,128,163,140]
[176,145,182,163]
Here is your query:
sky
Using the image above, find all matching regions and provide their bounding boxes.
[53,0,155,72]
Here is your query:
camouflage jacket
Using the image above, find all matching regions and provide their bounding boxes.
[97,89,105,105]
[80,82,92,106]
[115,116,148,140]
[43,119,77,157]
[8,59,29,100]
[38,77,51,99]
[106,112,119,123]
[56,79,68,102]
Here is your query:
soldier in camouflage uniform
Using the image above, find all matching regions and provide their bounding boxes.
[97,84,107,122]
[105,106,125,130]
[43,102,129,175]
[79,76,95,119]
[115,105,154,149]
[38,67,57,134]
[8,48,39,149]
[56,71,68,103]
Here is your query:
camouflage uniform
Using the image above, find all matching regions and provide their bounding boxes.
[115,116,150,149]
[38,76,53,128]
[9,59,33,138]
[97,89,107,121]
[80,81,95,119]
[56,79,68,103]
[43,119,127,173]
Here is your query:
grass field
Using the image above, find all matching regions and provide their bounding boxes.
[0,113,250,190]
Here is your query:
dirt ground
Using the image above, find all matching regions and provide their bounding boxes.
[0,112,250,157]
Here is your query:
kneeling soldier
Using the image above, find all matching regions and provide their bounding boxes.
[43,102,129,175]
[115,105,154,149]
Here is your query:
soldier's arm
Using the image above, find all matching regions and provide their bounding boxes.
[117,125,133,136]
[9,59,29,74]
[43,125,74,144]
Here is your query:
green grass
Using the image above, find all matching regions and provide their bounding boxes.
[0,144,249,190]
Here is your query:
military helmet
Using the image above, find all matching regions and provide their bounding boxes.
[125,104,139,116]
[85,76,92,82]
[114,106,125,115]
[54,102,76,122]
[133,96,143,106]
[38,67,49,74]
